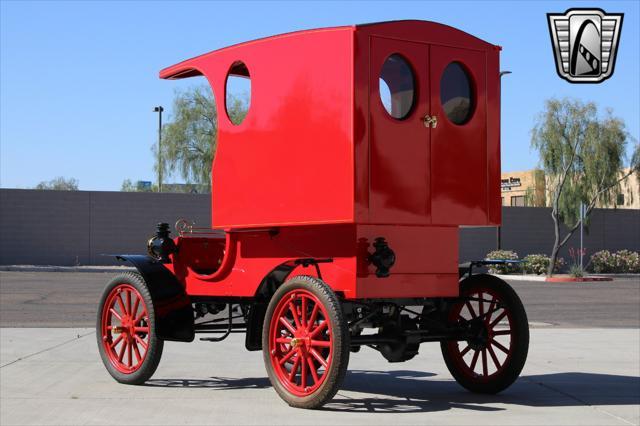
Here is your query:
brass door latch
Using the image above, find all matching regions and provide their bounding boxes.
[422,114,438,128]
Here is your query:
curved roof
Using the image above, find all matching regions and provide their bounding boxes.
[159,20,498,80]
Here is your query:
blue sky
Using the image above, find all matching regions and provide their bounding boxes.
[1,0,638,191]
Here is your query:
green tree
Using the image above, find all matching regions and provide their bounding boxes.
[531,98,639,276]
[35,176,79,191]
[121,179,137,192]
[153,85,248,191]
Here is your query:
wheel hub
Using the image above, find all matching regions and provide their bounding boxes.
[113,316,135,336]
[292,330,312,351]
[467,320,489,350]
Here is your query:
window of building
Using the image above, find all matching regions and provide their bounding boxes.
[225,61,251,125]
[616,193,625,206]
[440,62,474,125]
[511,196,526,207]
[379,54,415,119]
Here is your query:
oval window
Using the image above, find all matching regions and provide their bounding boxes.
[440,62,474,125]
[379,54,415,119]
[225,61,251,125]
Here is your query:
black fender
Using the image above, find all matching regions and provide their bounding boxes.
[458,259,524,280]
[245,258,333,351]
[116,255,194,342]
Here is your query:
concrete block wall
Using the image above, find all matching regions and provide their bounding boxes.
[1,189,638,266]
[0,189,210,266]
[459,206,640,264]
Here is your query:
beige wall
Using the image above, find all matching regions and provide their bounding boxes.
[501,169,546,207]
[503,168,639,209]
[595,168,640,209]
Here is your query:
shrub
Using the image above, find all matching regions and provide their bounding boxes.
[485,250,520,274]
[590,250,640,273]
[523,254,566,275]
[590,250,615,273]
[569,264,585,278]
[615,250,640,273]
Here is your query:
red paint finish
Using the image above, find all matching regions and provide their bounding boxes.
[369,37,430,224]
[354,21,501,227]
[162,28,354,229]
[168,224,358,298]
[430,45,488,225]
[160,20,502,300]
[356,225,459,298]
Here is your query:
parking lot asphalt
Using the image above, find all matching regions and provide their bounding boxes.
[0,271,638,328]
[1,328,638,425]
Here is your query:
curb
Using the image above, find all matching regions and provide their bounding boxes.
[590,273,640,279]
[493,274,547,282]
[493,273,628,282]
[545,275,613,282]
[0,265,136,273]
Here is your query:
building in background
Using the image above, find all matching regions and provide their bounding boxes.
[501,169,639,209]
[501,169,546,207]
[594,168,639,209]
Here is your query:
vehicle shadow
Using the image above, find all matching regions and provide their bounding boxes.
[325,370,640,413]
[145,376,271,390]
[146,369,640,414]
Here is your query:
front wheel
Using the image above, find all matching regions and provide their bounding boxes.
[262,275,349,409]
[96,272,164,384]
[441,274,529,394]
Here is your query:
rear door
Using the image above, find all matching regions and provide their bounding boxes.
[429,45,488,225]
[369,37,430,224]
[369,40,488,226]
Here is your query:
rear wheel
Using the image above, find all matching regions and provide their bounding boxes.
[441,274,529,394]
[97,272,164,384]
[262,275,349,409]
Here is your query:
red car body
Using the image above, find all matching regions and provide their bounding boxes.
[159,20,501,300]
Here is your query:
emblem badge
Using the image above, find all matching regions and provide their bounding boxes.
[547,8,623,83]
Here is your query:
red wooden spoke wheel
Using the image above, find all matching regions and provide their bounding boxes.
[270,289,332,396]
[97,273,163,384]
[441,275,529,394]
[101,284,150,373]
[263,276,349,409]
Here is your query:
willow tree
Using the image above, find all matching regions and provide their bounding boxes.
[35,176,79,191]
[531,98,639,276]
[153,85,248,191]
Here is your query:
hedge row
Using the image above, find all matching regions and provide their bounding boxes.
[484,249,640,275]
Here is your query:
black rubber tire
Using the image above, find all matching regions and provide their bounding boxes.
[96,272,164,385]
[441,274,529,394]
[262,275,350,409]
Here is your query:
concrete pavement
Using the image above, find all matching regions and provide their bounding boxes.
[1,328,638,425]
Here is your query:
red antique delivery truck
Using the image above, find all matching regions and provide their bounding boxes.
[96,20,529,409]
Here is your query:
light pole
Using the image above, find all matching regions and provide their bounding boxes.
[153,106,164,192]
[496,71,512,250]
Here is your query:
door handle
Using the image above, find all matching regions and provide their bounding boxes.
[422,114,437,129]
